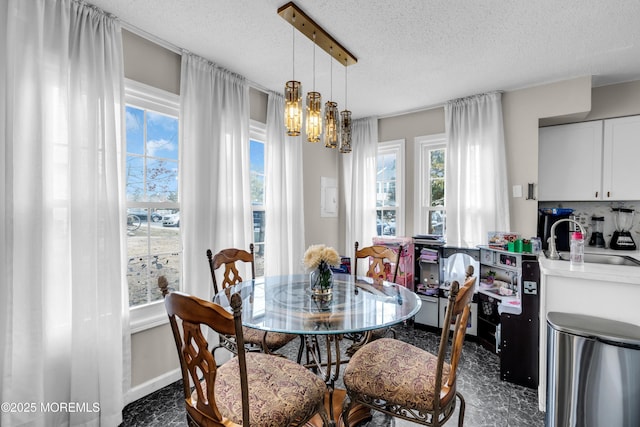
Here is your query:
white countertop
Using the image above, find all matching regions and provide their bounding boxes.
[538,247,640,285]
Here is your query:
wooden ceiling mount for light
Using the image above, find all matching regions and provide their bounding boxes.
[278,2,358,66]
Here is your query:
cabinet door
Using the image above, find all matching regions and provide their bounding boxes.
[538,121,603,201]
[603,115,640,200]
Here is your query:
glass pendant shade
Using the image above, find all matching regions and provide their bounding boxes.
[306,91,322,143]
[285,80,302,136]
[324,101,339,148]
[339,109,352,153]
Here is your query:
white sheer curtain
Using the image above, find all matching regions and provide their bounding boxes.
[340,117,378,257]
[1,0,127,426]
[445,92,510,247]
[180,53,252,299]
[264,92,306,275]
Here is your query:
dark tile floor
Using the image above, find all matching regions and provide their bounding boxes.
[121,324,545,426]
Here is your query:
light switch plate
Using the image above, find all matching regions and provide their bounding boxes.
[512,185,523,198]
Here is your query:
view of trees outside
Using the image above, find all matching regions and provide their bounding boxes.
[377,152,397,236]
[429,148,445,235]
[250,139,265,275]
[125,105,180,307]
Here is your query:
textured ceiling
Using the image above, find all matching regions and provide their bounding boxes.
[89,0,640,119]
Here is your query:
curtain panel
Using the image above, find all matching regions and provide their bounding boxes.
[1,0,127,425]
[264,92,306,275]
[180,54,252,299]
[340,117,378,260]
[444,92,510,247]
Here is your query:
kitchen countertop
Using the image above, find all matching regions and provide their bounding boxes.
[538,247,640,285]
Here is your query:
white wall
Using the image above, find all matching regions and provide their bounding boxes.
[503,76,593,236]
[303,142,341,251]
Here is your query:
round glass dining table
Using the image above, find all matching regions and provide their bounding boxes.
[213,273,421,427]
[212,273,421,336]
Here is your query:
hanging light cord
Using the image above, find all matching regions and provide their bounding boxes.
[329,47,333,100]
[312,32,316,91]
[291,16,295,80]
[344,60,347,108]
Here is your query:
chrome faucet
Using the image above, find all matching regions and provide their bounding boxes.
[547,218,587,260]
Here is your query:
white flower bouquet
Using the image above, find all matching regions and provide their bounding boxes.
[304,244,340,292]
[303,244,340,270]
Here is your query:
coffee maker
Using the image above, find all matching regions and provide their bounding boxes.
[538,208,573,251]
[588,216,606,248]
[610,208,637,250]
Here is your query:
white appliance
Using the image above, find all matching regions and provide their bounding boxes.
[439,247,479,337]
[415,294,439,327]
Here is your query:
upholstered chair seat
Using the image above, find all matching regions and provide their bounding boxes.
[341,266,477,427]
[241,326,297,351]
[213,352,327,426]
[344,338,453,413]
[160,285,330,427]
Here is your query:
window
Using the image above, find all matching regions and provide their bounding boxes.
[376,140,404,237]
[125,79,180,330]
[250,122,266,276]
[415,134,446,236]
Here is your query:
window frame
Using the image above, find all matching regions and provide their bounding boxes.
[125,79,181,333]
[376,139,405,237]
[414,133,446,236]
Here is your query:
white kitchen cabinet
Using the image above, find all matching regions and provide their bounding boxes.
[538,121,603,201]
[539,116,640,201]
[602,115,640,200]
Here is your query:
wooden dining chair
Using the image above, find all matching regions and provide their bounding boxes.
[162,288,330,427]
[206,246,301,359]
[341,267,476,427]
[345,242,402,355]
[353,241,401,282]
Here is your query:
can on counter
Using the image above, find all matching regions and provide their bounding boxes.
[531,237,542,254]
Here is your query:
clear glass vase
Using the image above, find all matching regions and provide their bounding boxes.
[310,261,333,301]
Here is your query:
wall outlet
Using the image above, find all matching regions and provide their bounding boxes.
[523,281,537,295]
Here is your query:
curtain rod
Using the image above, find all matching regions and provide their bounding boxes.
[120,21,181,55]
[120,20,271,95]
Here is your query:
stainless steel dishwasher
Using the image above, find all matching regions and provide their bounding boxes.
[546,312,640,427]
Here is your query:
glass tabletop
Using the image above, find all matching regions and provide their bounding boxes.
[213,273,421,335]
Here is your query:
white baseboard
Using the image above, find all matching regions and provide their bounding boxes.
[124,368,182,406]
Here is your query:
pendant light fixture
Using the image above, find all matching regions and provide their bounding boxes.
[284,14,302,136]
[324,48,339,148]
[306,32,322,143]
[339,58,352,153]
[278,2,357,148]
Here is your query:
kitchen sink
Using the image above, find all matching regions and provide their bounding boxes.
[554,251,640,267]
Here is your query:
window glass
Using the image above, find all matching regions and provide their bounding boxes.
[250,139,265,206]
[125,100,180,308]
[250,133,265,276]
[376,140,404,237]
[415,135,446,236]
